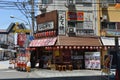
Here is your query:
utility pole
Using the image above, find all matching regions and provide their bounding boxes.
[29,0,35,36]
[115,36,120,80]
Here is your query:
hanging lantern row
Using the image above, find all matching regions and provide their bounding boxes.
[26,47,36,51]
[35,30,56,38]
[45,46,103,50]
[103,46,116,50]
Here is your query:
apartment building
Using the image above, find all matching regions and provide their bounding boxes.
[0,29,15,60]
[98,0,120,69]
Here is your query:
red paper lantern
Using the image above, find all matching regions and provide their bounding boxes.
[96,47,98,49]
[69,46,72,49]
[86,46,88,49]
[51,31,54,36]
[73,46,76,49]
[60,46,63,49]
[53,31,56,36]
[82,46,84,49]
[104,46,107,50]
[90,46,93,50]
[107,46,110,49]
[77,46,80,49]
[45,47,48,50]
[99,46,102,49]
[65,46,68,49]
[57,46,60,49]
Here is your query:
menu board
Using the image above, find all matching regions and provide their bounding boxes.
[85,52,101,69]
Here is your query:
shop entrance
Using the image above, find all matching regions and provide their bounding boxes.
[71,50,84,69]
[39,51,52,69]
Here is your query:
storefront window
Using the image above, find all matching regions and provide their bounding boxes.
[101,22,116,30]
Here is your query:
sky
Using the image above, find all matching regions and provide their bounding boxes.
[0,0,37,45]
[0,0,33,30]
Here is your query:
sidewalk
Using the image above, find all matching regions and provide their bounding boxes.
[0,60,9,70]
[34,69,102,78]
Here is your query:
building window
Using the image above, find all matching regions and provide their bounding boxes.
[75,0,92,4]
[68,21,76,27]
[41,0,53,4]
[116,0,120,3]
[101,22,116,30]
[68,21,83,28]
[101,0,116,4]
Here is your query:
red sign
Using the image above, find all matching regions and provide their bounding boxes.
[17,33,26,47]
[67,11,84,21]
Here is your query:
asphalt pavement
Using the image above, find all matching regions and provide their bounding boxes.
[0,60,115,80]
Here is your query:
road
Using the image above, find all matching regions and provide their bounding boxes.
[0,69,110,80]
[0,61,114,80]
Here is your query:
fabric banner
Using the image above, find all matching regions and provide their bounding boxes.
[102,55,113,74]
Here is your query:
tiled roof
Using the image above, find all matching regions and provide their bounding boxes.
[56,36,101,46]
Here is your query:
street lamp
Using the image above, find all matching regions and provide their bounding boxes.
[10,15,30,26]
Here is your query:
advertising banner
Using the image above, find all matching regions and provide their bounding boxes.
[85,52,101,69]
[17,33,26,47]
[102,55,113,74]
[66,11,84,21]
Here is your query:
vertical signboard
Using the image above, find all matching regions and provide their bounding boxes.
[17,33,26,47]
[58,11,66,35]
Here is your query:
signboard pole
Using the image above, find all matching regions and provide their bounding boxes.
[115,36,120,80]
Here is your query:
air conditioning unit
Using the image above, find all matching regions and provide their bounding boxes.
[65,0,75,7]
[103,15,107,20]
[68,27,75,33]
[68,0,74,4]
[101,15,107,22]
[39,4,47,13]
[101,3,108,8]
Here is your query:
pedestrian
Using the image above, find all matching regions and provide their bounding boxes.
[26,60,31,72]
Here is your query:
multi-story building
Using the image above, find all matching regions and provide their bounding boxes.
[29,0,103,70]
[0,22,30,60]
[0,29,15,60]
[98,0,120,69]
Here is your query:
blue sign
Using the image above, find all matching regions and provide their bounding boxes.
[29,36,34,41]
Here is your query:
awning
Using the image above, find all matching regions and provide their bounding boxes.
[56,36,101,47]
[29,37,57,47]
[101,37,120,46]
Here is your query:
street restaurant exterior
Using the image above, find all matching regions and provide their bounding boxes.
[29,10,102,70]
[29,36,102,70]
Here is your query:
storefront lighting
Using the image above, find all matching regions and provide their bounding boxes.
[86,46,88,49]
[57,46,60,49]
[104,46,107,50]
[107,46,110,49]
[90,46,93,50]
[82,46,84,49]
[77,46,80,49]
[73,46,76,49]
[69,46,72,49]
[95,47,98,49]
[60,46,63,49]
[99,46,102,49]
[65,46,68,49]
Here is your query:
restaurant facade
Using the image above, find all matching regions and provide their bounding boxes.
[29,10,102,70]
